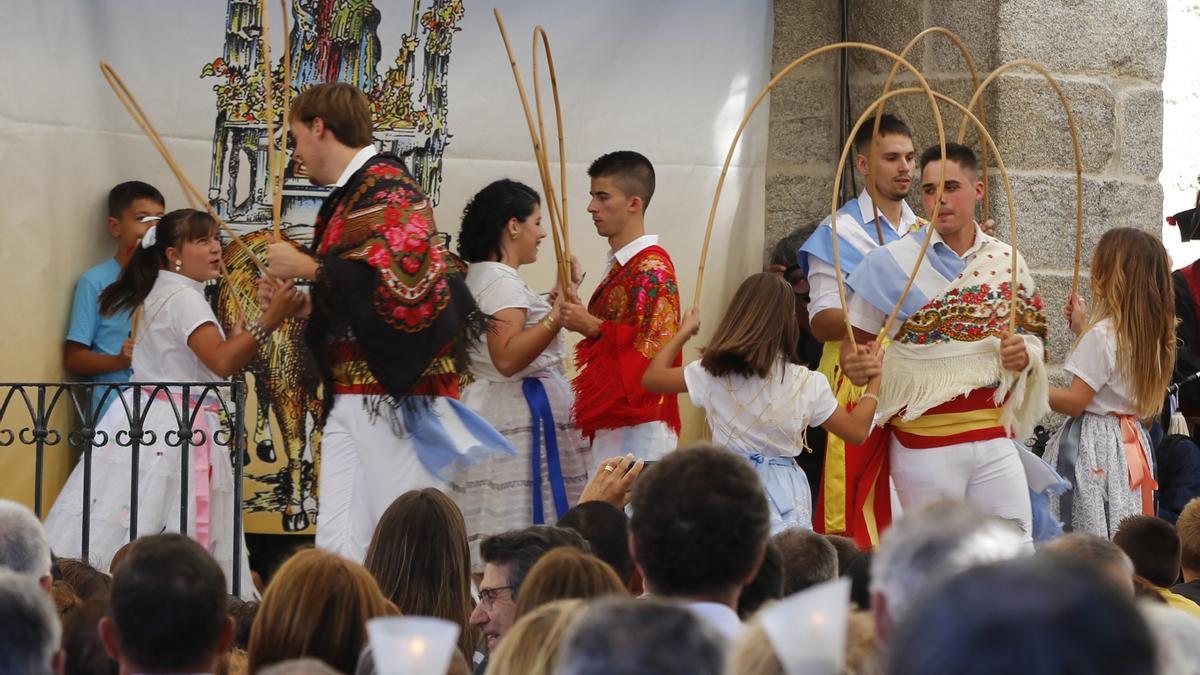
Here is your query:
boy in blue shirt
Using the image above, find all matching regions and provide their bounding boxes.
[64,182,165,406]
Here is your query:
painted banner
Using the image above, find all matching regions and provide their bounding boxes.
[0,0,772,531]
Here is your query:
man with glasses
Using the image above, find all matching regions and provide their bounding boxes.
[469,526,586,673]
[65,181,165,414]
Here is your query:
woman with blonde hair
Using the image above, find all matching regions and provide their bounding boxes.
[513,547,627,618]
[246,548,397,673]
[364,488,479,661]
[1045,227,1176,537]
[485,599,586,675]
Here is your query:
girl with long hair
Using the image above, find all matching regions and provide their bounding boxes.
[1044,227,1175,537]
[45,209,305,595]
[642,272,882,532]
[363,488,479,662]
[448,179,592,568]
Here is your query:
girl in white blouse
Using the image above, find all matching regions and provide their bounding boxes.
[642,273,882,532]
[1044,228,1174,537]
[45,209,305,596]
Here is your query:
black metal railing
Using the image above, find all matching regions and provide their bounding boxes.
[0,382,247,595]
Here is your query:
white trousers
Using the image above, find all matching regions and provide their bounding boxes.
[889,436,1033,547]
[590,421,677,473]
[316,395,443,562]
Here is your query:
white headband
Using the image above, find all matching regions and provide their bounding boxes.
[140,224,158,249]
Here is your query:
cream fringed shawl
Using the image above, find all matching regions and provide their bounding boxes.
[856,236,1050,438]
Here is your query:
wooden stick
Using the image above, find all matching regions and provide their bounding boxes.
[868,27,990,239]
[695,42,944,330]
[529,27,569,291]
[259,0,279,239]
[959,59,1085,297]
[493,8,569,292]
[836,86,1020,342]
[274,0,293,239]
[533,26,571,259]
[100,63,269,275]
[827,68,947,348]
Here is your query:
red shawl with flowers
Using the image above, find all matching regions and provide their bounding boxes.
[573,245,681,438]
[306,154,485,416]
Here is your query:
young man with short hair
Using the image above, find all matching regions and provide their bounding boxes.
[264,82,511,562]
[842,143,1047,547]
[99,534,233,674]
[65,182,165,399]
[560,151,681,465]
[798,116,923,541]
[628,444,770,641]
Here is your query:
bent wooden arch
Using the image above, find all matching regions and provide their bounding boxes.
[493,9,570,290]
[835,86,1022,345]
[99,63,266,275]
[869,27,991,236]
[695,42,947,308]
[960,59,1084,295]
[533,25,571,257]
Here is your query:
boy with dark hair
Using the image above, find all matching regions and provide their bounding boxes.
[64,181,164,393]
[98,533,233,674]
[629,443,770,640]
[840,142,1046,549]
[798,115,923,541]
[1113,514,1200,616]
[560,150,681,466]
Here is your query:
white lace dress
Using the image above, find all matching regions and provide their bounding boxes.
[449,262,592,569]
[44,271,256,598]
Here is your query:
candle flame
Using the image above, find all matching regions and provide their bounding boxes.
[409,638,427,656]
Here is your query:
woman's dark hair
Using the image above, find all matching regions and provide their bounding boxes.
[456,179,540,263]
[99,208,219,316]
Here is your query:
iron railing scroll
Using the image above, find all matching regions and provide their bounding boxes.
[0,381,247,595]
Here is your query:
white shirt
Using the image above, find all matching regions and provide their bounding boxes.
[464,262,564,381]
[1066,319,1138,416]
[333,145,379,187]
[848,224,993,338]
[685,601,743,641]
[684,360,838,457]
[807,190,920,321]
[131,272,223,383]
[607,234,659,270]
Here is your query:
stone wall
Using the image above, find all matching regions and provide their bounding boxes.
[768,0,1167,394]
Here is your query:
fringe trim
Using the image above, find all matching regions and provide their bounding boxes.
[879,335,1049,440]
[572,336,623,438]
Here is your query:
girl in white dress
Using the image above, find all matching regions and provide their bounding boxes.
[1044,228,1173,537]
[642,273,882,533]
[448,180,592,567]
[45,209,305,596]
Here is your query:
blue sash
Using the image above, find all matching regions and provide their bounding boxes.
[524,378,570,524]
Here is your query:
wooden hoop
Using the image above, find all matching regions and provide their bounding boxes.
[272,0,293,240]
[533,26,571,257]
[259,0,279,239]
[837,86,1021,343]
[868,27,990,238]
[695,43,946,324]
[959,59,1084,296]
[99,63,266,275]
[492,9,570,292]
